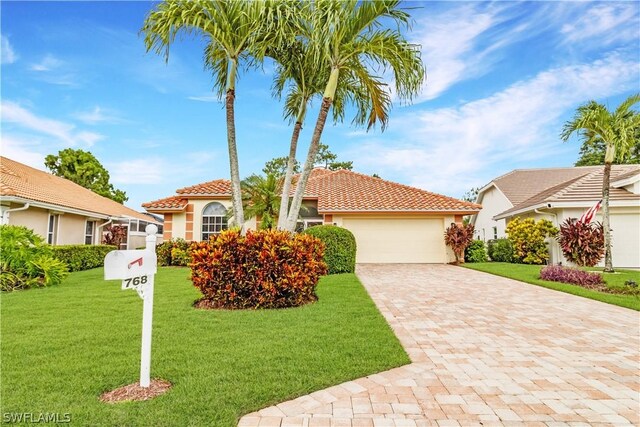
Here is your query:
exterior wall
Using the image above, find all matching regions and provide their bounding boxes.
[7,206,49,238]
[57,213,91,245]
[171,212,186,239]
[472,186,512,242]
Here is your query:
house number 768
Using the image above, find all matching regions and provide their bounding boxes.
[124,275,148,287]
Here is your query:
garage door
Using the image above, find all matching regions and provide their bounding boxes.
[342,217,446,263]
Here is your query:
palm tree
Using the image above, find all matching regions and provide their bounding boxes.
[239,174,281,230]
[561,93,640,272]
[282,0,426,231]
[141,0,290,232]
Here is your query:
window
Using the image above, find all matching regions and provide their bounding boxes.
[130,220,138,232]
[202,202,228,241]
[85,221,96,245]
[47,214,59,245]
[492,226,498,240]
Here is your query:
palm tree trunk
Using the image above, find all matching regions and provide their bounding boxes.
[602,161,614,272]
[226,59,245,232]
[284,68,340,232]
[277,102,306,230]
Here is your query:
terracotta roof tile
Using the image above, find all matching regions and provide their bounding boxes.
[176,179,232,195]
[141,196,189,210]
[0,156,155,222]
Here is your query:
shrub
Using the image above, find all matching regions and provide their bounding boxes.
[302,225,356,274]
[444,223,474,264]
[190,229,327,309]
[102,225,126,247]
[506,217,558,265]
[558,218,604,267]
[51,245,117,272]
[156,238,192,266]
[487,238,514,263]
[465,240,487,263]
[0,225,68,291]
[540,265,603,287]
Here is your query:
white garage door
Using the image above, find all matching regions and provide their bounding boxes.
[611,214,640,268]
[342,217,446,263]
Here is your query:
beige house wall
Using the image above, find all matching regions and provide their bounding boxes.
[8,206,50,238]
[472,186,512,242]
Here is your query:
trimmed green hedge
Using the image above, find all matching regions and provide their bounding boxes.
[303,225,356,274]
[51,245,117,272]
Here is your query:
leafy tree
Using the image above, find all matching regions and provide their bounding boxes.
[263,156,300,178]
[281,0,425,231]
[561,93,640,272]
[142,0,290,232]
[328,161,353,171]
[315,143,338,167]
[462,187,480,203]
[575,137,640,166]
[44,149,128,204]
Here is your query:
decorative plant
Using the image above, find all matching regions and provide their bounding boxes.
[303,225,357,274]
[102,225,127,247]
[487,238,514,263]
[444,223,475,264]
[540,265,603,287]
[505,217,558,264]
[465,240,487,263]
[558,218,604,267]
[190,229,327,309]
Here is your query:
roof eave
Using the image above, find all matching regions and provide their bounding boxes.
[494,199,640,220]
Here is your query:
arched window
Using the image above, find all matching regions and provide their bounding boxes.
[202,202,228,241]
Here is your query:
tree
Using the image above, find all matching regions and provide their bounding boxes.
[575,137,640,166]
[328,161,353,171]
[461,187,480,203]
[561,94,640,272]
[282,0,425,231]
[263,156,300,178]
[142,0,289,232]
[239,174,281,230]
[314,143,337,167]
[44,149,128,204]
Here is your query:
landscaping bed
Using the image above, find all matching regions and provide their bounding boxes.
[1,267,408,426]
[462,262,640,311]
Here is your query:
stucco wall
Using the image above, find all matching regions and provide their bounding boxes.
[472,186,512,242]
[57,213,90,245]
[8,206,49,238]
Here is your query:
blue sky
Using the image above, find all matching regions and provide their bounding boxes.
[2,1,639,211]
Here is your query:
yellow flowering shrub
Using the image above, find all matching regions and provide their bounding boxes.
[505,217,558,264]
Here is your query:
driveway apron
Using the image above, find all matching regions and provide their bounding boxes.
[239,264,640,427]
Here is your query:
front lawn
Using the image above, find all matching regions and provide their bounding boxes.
[463,262,640,311]
[1,268,408,426]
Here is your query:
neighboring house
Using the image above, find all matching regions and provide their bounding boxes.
[143,168,481,263]
[0,157,162,249]
[472,165,640,268]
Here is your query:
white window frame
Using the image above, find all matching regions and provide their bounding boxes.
[47,214,59,245]
[85,220,96,245]
[201,202,228,241]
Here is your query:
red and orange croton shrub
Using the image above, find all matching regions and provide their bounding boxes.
[190,229,327,309]
[558,218,604,267]
[444,223,475,264]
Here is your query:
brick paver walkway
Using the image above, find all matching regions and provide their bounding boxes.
[239,264,640,427]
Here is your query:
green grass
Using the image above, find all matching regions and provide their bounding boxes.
[1,268,408,426]
[463,262,640,311]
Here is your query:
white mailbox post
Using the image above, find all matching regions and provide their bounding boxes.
[104,224,158,388]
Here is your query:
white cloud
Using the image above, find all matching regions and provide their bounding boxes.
[561,3,639,46]
[1,35,17,64]
[1,100,104,147]
[30,54,64,72]
[72,106,124,124]
[110,158,166,184]
[0,135,46,170]
[352,52,639,197]
[187,94,219,102]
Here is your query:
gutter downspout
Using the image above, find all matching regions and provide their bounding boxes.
[535,207,559,265]
[1,203,30,225]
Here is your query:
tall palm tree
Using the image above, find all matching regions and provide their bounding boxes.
[282,0,426,231]
[561,93,640,272]
[141,0,290,232]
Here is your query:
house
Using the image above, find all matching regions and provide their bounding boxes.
[0,156,162,249]
[472,165,640,268]
[143,168,481,263]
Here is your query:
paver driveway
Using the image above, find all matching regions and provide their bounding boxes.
[239,264,640,427]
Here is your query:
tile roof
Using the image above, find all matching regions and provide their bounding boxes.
[141,196,188,210]
[489,166,602,206]
[0,156,155,222]
[176,179,232,195]
[496,165,640,218]
[145,168,480,214]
